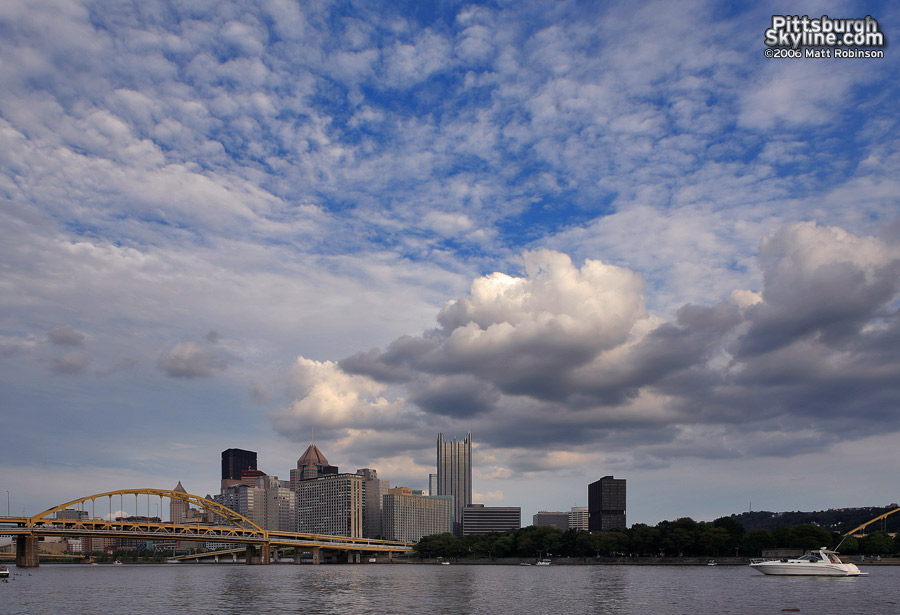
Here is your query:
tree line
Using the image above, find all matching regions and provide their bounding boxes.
[414,517,900,559]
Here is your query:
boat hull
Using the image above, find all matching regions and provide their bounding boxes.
[750,562,864,576]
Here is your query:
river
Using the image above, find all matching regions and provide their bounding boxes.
[2,562,897,614]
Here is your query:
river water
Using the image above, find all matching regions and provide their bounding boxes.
[2,563,897,614]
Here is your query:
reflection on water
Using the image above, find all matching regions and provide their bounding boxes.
[2,563,898,615]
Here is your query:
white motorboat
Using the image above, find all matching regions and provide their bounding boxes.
[750,548,866,576]
[0,564,9,578]
[535,559,551,566]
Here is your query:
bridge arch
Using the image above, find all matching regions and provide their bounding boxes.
[28,487,265,535]
[844,506,900,537]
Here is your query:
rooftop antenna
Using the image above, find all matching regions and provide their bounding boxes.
[311,427,315,446]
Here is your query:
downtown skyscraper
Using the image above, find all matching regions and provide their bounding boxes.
[588,475,626,531]
[436,432,472,535]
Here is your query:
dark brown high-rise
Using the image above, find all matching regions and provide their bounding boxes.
[221,448,257,481]
[588,475,626,531]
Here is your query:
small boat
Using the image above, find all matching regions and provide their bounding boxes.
[440,561,450,565]
[113,559,124,565]
[535,559,551,566]
[0,564,9,578]
[707,560,717,566]
[750,548,866,576]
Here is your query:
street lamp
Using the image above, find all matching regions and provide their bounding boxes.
[5,490,8,516]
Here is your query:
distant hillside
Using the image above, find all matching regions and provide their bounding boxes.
[729,505,900,534]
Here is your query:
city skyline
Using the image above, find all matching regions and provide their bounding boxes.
[2,1,899,527]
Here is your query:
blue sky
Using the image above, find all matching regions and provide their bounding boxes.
[1,0,898,525]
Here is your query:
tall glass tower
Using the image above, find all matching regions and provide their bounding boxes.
[436,433,472,535]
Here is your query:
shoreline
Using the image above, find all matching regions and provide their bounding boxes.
[7,556,897,567]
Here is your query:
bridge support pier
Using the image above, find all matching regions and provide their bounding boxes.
[312,546,320,564]
[245,543,271,565]
[16,536,40,568]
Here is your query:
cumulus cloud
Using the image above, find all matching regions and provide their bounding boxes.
[277,223,900,476]
[270,357,413,441]
[343,249,648,405]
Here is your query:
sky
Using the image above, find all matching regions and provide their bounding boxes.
[1,0,898,527]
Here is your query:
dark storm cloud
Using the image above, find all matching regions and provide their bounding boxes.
[408,375,500,418]
[339,338,433,383]
[738,262,900,356]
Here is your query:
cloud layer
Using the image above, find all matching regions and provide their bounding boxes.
[282,222,900,479]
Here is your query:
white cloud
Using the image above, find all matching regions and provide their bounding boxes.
[274,357,405,429]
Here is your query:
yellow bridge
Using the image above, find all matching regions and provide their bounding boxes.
[0,488,413,567]
[844,506,900,538]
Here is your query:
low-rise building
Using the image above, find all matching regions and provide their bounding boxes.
[533,511,569,529]
[462,505,521,535]
[568,506,589,531]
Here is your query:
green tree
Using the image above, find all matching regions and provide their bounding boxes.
[713,516,746,553]
[837,535,859,555]
[494,534,515,557]
[470,534,497,559]
[860,531,893,556]
[414,532,458,558]
[573,531,594,557]
[515,525,563,557]
[789,524,832,550]
[557,529,579,557]
[699,527,731,556]
[743,529,776,556]
[663,527,696,556]
[591,530,630,556]
[629,523,661,555]
[772,525,793,548]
